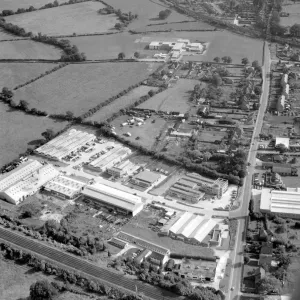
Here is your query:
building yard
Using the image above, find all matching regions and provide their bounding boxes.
[13,62,155,116]
[0,102,68,167]
[0,40,61,60]
[106,0,194,30]
[87,86,159,122]
[0,63,57,89]
[122,209,215,258]
[5,2,118,36]
[138,79,198,113]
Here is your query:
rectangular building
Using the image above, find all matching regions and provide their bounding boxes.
[168,185,203,203]
[107,160,135,178]
[277,95,285,112]
[35,129,96,161]
[81,183,144,216]
[0,160,59,205]
[262,162,297,176]
[260,188,300,219]
[44,174,90,199]
[275,137,290,149]
[130,170,161,189]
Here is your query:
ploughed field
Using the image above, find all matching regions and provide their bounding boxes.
[0,63,56,89]
[0,40,61,60]
[0,102,67,167]
[12,62,155,116]
[5,2,118,36]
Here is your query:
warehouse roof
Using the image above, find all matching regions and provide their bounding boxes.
[82,183,143,212]
[260,188,300,215]
[133,170,161,184]
[191,219,218,243]
[169,212,194,234]
[177,215,205,238]
[275,137,290,149]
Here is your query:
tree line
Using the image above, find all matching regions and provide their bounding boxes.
[0,19,86,61]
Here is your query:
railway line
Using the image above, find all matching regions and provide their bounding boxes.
[0,227,181,300]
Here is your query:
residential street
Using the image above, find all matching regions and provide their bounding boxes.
[227,41,271,300]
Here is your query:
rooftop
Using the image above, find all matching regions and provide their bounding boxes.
[275,137,290,149]
[133,170,161,184]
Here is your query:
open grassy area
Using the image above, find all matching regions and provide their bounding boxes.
[0,102,68,167]
[5,2,117,36]
[0,40,61,59]
[107,0,193,30]
[0,63,56,89]
[144,20,214,31]
[0,29,23,40]
[13,62,154,116]
[1,0,65,10]
[138,79,197,112]
[280,4,300,26]
[88,85,159,122]
[122,209,214,257]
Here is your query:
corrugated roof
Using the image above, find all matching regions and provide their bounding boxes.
[169,212,194,234]
[134,170,161,184]
[192,219,218,243]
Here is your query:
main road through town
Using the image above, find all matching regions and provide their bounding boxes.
[0,227,181,300]
[227,41,271,300]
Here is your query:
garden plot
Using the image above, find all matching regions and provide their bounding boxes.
[198,129,228,143]
[13,62,154,116]
[107,0,193,30]
[138,79,197,112]
[5,2,118,36]
[87,86,159,122]
[0,40,61,59]
[0,102,67,167]
[0,63,56,89]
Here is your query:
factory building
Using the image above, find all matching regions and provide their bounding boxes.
[81,183,144,216]
[0,160,59,205]
[130,170,161,189]
[107,160,135,178]
[148,39,203,54]
[260,188,300,219]
[35,129,96,161]
[166,212,219,247]
[87,145,131,173]
[44,174,90,199]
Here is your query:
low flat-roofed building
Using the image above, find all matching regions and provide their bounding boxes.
[109,237,128,249]
[0,160,59,205]
[88,146,131,173]
[281,73,288,87]
[260,188,300,219]
[168,185,203,203]
[275,137,290,149]
[170,130,193,137]
[176,178,197,189]
[107,160,134,178]
[149,41,161,50]
[172,42,185,52]
[130,170,161,188]
[35,129,96,161]
[283,84,289,98]
[44,174,89,199]
[277,95,285,112]
[262,162,297,176]
[82,183,144,216]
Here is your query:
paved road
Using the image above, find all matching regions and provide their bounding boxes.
[227,41,271,300]
[0,227,180,300]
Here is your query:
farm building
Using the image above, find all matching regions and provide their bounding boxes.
[129,170,161,189]
[134,249,152,265]
[44,174,90,199]
[275,137,290,149]
[170,130,193,138]
[108,238,128,249]
[0,160,59,205]
[87,145,131,173]
[174,260,217,281]
[262,162,297,176]
[107,160,135,178]
[260,188,300,219]
[277,95,285,113]
[117,231,170,264]
[35,129,96,161]
[166,212,219,247]
[81,183,144,216]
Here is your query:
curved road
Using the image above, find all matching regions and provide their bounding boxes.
[227,41,271,300]
[0,227,180,300]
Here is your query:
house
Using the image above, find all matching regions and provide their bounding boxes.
[254,267,266,284]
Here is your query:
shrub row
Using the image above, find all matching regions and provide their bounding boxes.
[170,253,216,261]
[130,28,216,34]
[0,20,86,62]
[229,219,238,250]
[14,63,68,90]
[0,242,146,300]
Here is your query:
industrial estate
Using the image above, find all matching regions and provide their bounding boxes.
[1,0,300,300]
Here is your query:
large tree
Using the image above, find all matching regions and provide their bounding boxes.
[30,280,58,300]
[118,52,125,60]
[290,23,300,37]
[41,129,55,141]
[241,57,249,65]
[256,276,281,295]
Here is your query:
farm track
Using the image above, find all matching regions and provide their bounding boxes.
[0,227,181,300]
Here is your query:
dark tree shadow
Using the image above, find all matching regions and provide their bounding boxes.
[27,139,44,146]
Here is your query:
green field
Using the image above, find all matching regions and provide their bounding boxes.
[88,85,159,122]
[0,102,68,167]
[280,4,300,26]
[0,40,61,59]
[107,0,193,30]
[0,0,65,10]
[0,63,56,89]
[138,79,197,112]
[13,62,155,116]
[0,29,23,40]
[6,2,117,36]
[143,20,214,31]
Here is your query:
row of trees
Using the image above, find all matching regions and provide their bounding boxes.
[213,56,232,64]
[0,20,86,61]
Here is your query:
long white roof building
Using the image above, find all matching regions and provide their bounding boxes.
[35,129,96,160]
[0,160,59,205]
